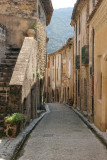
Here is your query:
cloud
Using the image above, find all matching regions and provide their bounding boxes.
[52,0,77,9]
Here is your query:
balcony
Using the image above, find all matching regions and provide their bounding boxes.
[81,45,89,65]
[76,55,80,69]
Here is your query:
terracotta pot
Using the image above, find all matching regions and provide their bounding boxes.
[5,122,20,138]
[27,29,36,37]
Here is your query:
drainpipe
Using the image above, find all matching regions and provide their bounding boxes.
[55,55,56,101]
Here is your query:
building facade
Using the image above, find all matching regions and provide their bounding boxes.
[89,0,107,131]
[45,38,74,104]
[0,0,53,136]
[71,0,107,131]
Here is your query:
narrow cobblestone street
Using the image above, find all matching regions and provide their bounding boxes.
[17,103,107,160]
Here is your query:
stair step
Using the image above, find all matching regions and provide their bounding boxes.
[0,127,5,137]
[0,72,12,77]
[0,100,7,106]
[6,55,17,59]
[0,81,9,86]
[0,77,10,82]
[0,127,5,131]
[6,47,20,52]
[0,63,15,67]
[0,68,13,72]
[1,59,16,64]
[0,87,10,91]
[0,114,5,120]
[0,106,7,113]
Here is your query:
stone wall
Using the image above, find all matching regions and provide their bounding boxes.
[46,39,73,104]
[0,0,38,47]
[0,24,6,63]
[9,37,37,122]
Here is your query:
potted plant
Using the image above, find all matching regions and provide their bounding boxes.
[27,24,39,37]
[5,113,25,138]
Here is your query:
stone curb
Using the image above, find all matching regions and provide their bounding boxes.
[65,104,107,147]
[10,104,49,160]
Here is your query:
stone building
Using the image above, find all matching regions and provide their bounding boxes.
[0,0,53,136]
[71,0,90,116]
[71,0,107,131]
[89,0,107,131]
[45,38,74,104]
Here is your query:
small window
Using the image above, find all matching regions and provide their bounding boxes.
[53,56,54,66]
[62,64,66,74]
[92,0,95,7]
[79,15,81,34]
[48,57,50,68]
[52,68,54,81]
[78,74,80,96]
[38,5,41,18]
[57,68,58,81]
[48,77,50,87]
[99,72,102,100]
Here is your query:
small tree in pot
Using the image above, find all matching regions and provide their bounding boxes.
[5,113,25,138]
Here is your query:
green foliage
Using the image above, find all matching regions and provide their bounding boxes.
[36,69,40,78]
[5,113,25,124]
[47,8,74,54]
[31,24,39,30]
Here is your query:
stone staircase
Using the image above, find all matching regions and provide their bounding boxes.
[0,47,20,137]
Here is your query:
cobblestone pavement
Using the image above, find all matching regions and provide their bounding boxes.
[17,103,107,160]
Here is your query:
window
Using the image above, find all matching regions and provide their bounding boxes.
[57,68,58,81]
[78,74,80,96]
[99,72,102,100]
[48,57,50,68]
[48,77,50,87]
[58,56,59,67]
[38,5,41,18]
[69,60,71,78]
[78,41,80,55]
[52,56,54,66]
[79,15,81,34]
[52,68,54,81]
[62,64,66,74]
[92,0,95,7]
[92,28,94,73]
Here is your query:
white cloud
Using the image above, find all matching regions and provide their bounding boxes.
[52,0,77,9]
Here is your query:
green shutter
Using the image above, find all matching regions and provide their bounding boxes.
[81,45,89,65]
[76,55,80,69]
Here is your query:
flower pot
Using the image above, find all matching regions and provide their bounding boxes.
[27,29,36,37]
[5,122,20,138]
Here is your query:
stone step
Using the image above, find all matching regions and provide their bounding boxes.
[0,87,10,91]
[5,50,19,56]
[0,77,10,82]
[0,67,13,72]
[1,59,16,64]
[6,55,17,59]
[0,120,4,126]
[0,114,5,120]
[0,63,15,67]
[0,72,12,77]
[0,82,9,87]
[0,106,7,113]
[0,127,5,137]
[6,47,20,52]
[0,100,7,106]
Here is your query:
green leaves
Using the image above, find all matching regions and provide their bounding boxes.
[5,113,25,124]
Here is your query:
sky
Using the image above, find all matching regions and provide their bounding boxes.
[52,0,77,9]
